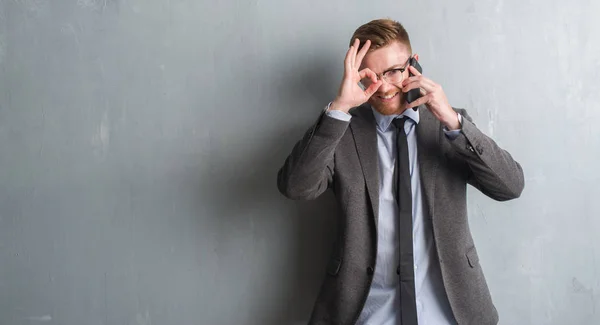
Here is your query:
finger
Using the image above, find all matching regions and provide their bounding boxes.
[401,75,418,86]
[402,79,437,93]
[402,75,435,88]
[359,68,377,83]
[364,80,383,98]
[355,39,371,69]
[401,80,420,92]
[406,94,431,109]
[408,65,422,76]
[344,45,354,74]
[402,76,438,92]
[351,38,360,68]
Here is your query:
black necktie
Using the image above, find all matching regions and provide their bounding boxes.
[392,117,418,325]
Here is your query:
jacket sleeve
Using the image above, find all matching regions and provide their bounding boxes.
[447,108,525,201]
[277,108,350,200]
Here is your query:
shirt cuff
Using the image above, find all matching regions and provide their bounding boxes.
[443,113,463,140]
[325,102,352,122]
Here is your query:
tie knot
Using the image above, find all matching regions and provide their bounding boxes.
[392,116,410,129]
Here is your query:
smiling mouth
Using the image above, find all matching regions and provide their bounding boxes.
[377,93,399,102]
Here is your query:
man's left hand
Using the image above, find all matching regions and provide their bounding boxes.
[402,66,460,130]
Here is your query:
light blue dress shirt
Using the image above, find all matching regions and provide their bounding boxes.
[326,104,462,325]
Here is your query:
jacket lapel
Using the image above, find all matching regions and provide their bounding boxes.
[349,105,441,226]
[415,106,440,219]
[349,105,380,227]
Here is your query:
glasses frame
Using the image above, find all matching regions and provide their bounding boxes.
[359,55,414,88]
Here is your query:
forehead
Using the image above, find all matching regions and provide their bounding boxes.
[360,41,411,73]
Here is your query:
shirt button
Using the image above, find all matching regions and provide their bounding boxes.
[367,266,374,275]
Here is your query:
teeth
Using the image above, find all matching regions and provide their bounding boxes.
[379,93,396,99]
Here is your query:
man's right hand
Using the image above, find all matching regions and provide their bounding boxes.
[329,39,382,113]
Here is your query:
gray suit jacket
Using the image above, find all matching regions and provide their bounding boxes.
[277,103,525,325]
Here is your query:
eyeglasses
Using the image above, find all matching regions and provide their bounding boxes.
[360,56,413,88]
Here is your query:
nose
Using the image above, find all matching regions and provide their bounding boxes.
[376,78,397,92]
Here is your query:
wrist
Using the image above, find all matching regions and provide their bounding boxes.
[329,99,352,113]
[443,112,461,130]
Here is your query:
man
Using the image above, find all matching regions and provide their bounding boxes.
[277,18,524,325]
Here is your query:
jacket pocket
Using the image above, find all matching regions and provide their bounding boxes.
[466,246,480,268]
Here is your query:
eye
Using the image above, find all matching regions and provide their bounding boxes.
[385,69,401,77]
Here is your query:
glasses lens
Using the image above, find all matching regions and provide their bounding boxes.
[384,69,403,84]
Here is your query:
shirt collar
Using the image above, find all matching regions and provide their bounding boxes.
[370,105,420,132]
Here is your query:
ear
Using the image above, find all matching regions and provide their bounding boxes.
[414,53,419,61]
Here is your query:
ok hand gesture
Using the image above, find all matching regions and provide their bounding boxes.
[329,39,382,113]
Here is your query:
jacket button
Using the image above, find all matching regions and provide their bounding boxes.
[367,266,374,275]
